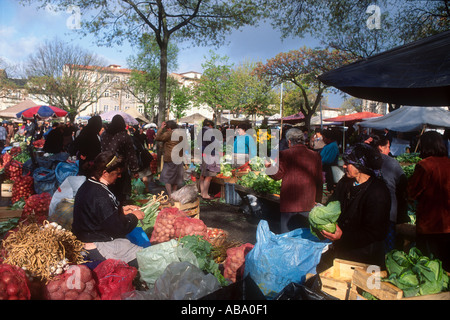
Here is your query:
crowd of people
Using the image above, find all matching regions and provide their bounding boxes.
[4,114,448,271]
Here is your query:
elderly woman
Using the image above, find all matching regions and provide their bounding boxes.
[408,131,450,270]
[72,151,144,268]
[266,128,323,233]
[322,143,391,266]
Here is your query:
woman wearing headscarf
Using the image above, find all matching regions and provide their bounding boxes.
[101,115,140,202]
[74,115,103,176]
[72,151,144,268]
[321,143,391,266]
[408,131,450,270]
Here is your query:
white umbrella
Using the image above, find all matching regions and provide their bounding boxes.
[144,123,157,129]
[100,110,138,125]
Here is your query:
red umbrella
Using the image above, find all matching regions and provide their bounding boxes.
[16,105,68,119]
[323,111,382,123]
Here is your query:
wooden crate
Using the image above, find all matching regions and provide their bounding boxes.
[317,259,371,300]
[350,268,450,300]
[0,206,22,222]
[174,198,200,219]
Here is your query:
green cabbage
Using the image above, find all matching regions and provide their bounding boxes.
[308,201,341,239]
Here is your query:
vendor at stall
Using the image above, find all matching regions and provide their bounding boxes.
[72,151,144,268]
[198,119,220,200]
[321,143,391,267]
[233,122,257,168]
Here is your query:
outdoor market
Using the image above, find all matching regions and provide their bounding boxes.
[0,31,449,303]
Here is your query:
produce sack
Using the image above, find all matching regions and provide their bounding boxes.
[152,261,221,300]
[173,216,208,239]
[55,161,79,185]
[49,176,86,217]
[45,265,99,300]
[309,201,341,239]
[170,184,198,204]
[244,220,330,299]
[0,264,31,300]
[149,207,185,244]
[48,199,74,231]
[223,243,254,283]
[93,259,137,300]
[136,239,198,287]
[33,167,58,195]
[20,193,53,225]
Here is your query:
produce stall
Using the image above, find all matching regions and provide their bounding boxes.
[0,141,448,302]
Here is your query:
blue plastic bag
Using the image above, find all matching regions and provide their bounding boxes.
[55,161,79,185]
[127,227,151,248]
[244,220,330,299]
[33,167,58,195]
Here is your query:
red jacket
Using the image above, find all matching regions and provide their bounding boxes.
[408,156,450,234]
[270,144,323,213]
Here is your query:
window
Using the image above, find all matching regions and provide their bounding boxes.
[104,105,108,112]
[114,106,120,111]
[104,91,110,97]
[138,106,144,114]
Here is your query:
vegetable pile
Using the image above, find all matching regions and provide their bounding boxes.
[395,153,422,179]
[45,265,99,300]
[4,160,23,182]
[384,247,449,297]
[1,221,86,282]
[149,207,185,244]
[237,171,281,195]
[139,192,167,234]
[174,216,208,239]
[20,193,52,225]
[179,235,228,286]
[309,201,341,239]
[0,264,31,300]
[11,175,34,204]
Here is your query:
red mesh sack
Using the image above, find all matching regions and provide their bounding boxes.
[173,216,208,239]
[11,174,34,204]
[45,265,100,300]
[150,207,184,244]
[93,259,137,300]
[0,264,31,300]
[223,243,254,283]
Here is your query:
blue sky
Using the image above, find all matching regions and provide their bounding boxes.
[0,0,343,108]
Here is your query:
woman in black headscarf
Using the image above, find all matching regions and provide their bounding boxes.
[74,115,103,176]
[101,115,139,202]
[321,143,391,266]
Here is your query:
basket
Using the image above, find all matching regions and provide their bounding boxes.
[174,198,200,219]
[207,228,228,247]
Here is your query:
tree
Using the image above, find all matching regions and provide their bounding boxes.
[193,51,235,123]
[264,0,449,58]
[340,96,364,114]
[21,0,264,126]
[230,60,278,121]
[0,59,21,99]
[170,84,193,121]
[125,33,179,121]
[253,47,355,130]
[24,38,110,122]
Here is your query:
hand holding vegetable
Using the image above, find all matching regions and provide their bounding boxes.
[321,224,342,241]
[123,205,144,220]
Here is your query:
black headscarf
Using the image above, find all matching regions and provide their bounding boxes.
[83,115,103,136]
[343,143,383,177]
[106,115,126,135]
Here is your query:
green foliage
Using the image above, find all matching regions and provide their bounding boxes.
[179,235,228,286]
[384,247,449,297]
[237,171,282,195]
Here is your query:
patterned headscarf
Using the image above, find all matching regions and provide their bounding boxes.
[343,143,383,178]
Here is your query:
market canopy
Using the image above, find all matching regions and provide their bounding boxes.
[318,30,450,106]
[124,107,149,123]
[0,99,38,118]
[360,106,450,132]
[179,113,208,124]
[323,111,382,123]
